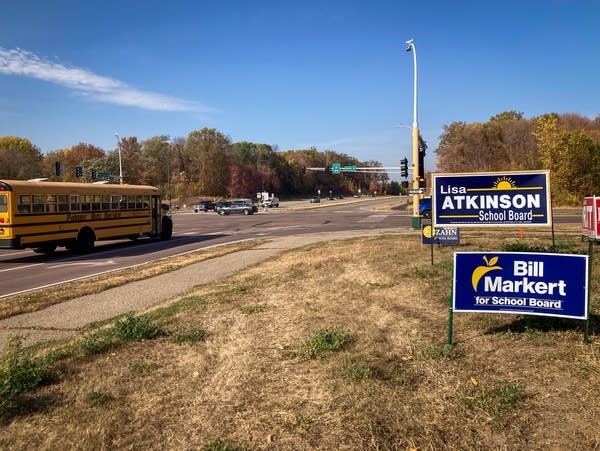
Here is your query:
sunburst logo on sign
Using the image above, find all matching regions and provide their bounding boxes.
[493,176,516,190]
[423,225,434,238]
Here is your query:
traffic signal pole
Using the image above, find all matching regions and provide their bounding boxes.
[406,39,420,229]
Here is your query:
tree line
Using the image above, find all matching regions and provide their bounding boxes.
[0,128,392,201]
[435,111,600,204]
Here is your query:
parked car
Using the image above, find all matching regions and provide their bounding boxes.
[419,196,432,219]
[194,200,216,212]
[310,196,321,203]
[262,197,280,208]
[215,199,258,215]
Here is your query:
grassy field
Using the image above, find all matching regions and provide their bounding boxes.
[1,229,600,449]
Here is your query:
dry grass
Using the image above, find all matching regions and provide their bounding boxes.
[0,240,266,320]
[2,232,600,449]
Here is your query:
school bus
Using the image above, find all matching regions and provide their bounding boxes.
[0,179,173,253]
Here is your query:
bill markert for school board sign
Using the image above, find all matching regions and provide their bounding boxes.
[432,171,551,227]
[453,252,588,320]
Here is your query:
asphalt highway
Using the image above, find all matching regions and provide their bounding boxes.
[0,197,413,298]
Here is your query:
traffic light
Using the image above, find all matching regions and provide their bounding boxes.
[91,169,97,179]
[75,166,83,177]
[400,157,408,178]
[55,161,62,176]
[302,166,306,174]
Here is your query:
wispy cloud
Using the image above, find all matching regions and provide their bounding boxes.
[0,47,213,113]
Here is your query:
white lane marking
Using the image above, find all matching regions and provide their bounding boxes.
[358,214,389,223]
[0,263,44,273]
[48,260,117,269]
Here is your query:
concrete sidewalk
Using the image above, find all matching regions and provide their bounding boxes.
[0,229,401,352]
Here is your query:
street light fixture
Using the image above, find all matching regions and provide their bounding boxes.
[115,132,123,184]
[405,38,420,228]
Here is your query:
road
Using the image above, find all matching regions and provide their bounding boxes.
[0,197,413,298]
[0,197,582,298]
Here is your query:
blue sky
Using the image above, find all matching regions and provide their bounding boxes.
[1,0,599,175]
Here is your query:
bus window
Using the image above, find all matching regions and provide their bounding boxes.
[32,195,45,213]
[92,195,101,211]
[0,194,7,213]
[58,195,69,212]
[128,196,135,209]
[142,195,149,208]
[136,196,143,209]
[102,195,110,210]
[111,195,120,210]
[120,196,128,210]
[70,195,80,211]
[18,195,30,213]
[46,195,57,213]
[81,195,91,211]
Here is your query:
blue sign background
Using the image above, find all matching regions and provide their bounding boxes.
[422,226,460,245]
[453,252,588,319]
[433,171,551,227]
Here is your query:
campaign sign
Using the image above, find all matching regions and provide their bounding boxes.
[453,252,588,320]
[432,171,551,227]
[422,225,460,245]
[582,197,596,238]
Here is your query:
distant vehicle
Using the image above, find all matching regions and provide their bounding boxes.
[327,195,335,200]
[419,196,432,219]
[353,194,360,198]
[194,200,216,212]
[336,194,344,199]
[310,196,321,203]
[262,197,279,208]
[216,199,258,215]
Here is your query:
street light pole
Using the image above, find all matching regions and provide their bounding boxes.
[115,132,123,184]
[406,38,420,228]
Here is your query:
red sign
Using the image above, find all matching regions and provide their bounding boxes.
[582,197,595,238]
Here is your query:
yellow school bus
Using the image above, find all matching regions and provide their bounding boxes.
[0,179,172,253]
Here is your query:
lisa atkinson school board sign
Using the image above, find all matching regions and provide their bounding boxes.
[432,171,551,227]
[453,252,588,320]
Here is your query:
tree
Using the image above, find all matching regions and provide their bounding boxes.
[183,128,232,196]
[141,135,171,189]
[0,136,43,179]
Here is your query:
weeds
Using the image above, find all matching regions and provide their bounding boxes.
[239,304,268,314]
[421,344,452,361]
[300,329,354,359]
[170,326,208,344]
[128,360,161,373]
[342,361,376,382]
[86,390,113,406]
[0,337,54,416]
[465,382,527,418]
[112,312,162,342]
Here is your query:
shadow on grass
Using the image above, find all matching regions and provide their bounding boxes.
[484,313,600,336]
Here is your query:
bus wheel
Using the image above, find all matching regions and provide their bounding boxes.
[161,216,173,240]
[33,243,57,254]
[76,228,95,253]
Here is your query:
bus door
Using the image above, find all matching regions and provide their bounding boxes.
[0,190,9,243]
[151,195,161,236]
